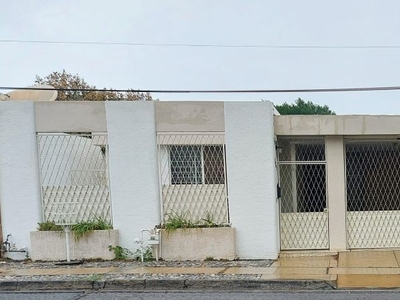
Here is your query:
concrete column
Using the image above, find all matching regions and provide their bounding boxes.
[225,101,279,259]
[326,135,347,251]
[105,102,160,251]
[0,102,42,259]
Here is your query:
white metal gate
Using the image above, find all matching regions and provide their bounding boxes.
[346,141,400,248]
[277,138,329,250]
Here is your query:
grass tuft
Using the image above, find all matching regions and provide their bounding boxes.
[71,216,113,240]
[37,221,63,231]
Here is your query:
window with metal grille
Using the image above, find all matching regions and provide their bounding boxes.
[157,134,228,224]
[37,133,112,225]
[170,145,225,185]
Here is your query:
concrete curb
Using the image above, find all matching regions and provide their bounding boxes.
[0,279,336,291]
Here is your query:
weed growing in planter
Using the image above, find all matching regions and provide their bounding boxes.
[108,245,133,260]
[163,211,196,233]
[37,221,63,231]
[72,217,113,240]
[37,216,113,242]
[201,212,221,227]
[160,211,229,233]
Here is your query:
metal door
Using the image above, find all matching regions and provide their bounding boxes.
[277,138,329,250]
[346,141,400,248]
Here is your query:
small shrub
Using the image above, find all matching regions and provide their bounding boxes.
[37,221,63,231]
[133,246,154,262]
[108,245,133,260]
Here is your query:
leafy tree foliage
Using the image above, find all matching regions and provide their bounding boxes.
[35,70,154,101]
[275,98,335,115]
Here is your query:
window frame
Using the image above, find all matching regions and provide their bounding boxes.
[168,144,225,185]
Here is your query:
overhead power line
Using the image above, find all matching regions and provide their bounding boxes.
[1,39,400,49]
[2,85,400,94]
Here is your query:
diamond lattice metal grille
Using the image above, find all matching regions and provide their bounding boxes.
[346,141,400,248]
[157,134,228,224]
[278,138,329,250]
[37,133,111,225]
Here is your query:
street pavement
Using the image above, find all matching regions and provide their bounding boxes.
[1,291,400,300]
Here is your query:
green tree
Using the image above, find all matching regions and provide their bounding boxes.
[35,70,154,101]
[275,98,335,115]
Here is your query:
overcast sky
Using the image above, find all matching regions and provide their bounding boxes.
[1,0,400,114]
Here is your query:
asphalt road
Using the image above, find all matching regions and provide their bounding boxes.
[0,291,400,300]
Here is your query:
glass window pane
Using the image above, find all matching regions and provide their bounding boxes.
[203,145,225,184]
[170,145,202,184]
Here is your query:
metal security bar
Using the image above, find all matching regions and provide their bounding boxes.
[157,133,228,224]
[346,141,400,248]
[37,133,111,225]
[278,138,329,250]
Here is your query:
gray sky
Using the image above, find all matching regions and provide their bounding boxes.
[1,0,400,114]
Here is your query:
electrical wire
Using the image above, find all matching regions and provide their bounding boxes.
[2,86,400,94]
[1,39,400,49]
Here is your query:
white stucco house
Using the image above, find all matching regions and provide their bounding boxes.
[1,100,399,261]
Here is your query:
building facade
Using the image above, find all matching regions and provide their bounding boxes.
[0,101,278,259]
[1,101,398,260]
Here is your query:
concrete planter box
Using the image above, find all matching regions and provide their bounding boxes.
[30,230,119,261]
[160,227,236,261]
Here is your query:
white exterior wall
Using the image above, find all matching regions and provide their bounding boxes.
[225,102,279,259]
[105,102,160,251]
[275,115,400,136]
[326,136,347,251]
[0,102,41,258]
[1,101,366,260]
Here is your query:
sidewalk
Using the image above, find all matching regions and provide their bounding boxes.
[0,250,400,290]
[273,250,400,288]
